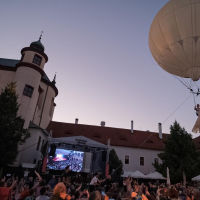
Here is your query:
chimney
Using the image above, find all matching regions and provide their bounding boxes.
[101,121,105,127]
[158,123,163,139]
[75,118,78,124]
[131,120,134,134]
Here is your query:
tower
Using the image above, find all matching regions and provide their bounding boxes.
[13,33,48,129]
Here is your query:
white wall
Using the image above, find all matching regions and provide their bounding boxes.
[19,128,47,166]
[112,146,162,174]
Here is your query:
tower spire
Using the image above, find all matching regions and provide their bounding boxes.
[52,72,57,85]
[39,31,43,41]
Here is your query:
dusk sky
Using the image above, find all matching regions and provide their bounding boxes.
[1,0,198,137]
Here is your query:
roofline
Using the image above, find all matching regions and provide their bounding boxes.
[0,64,58,97]
[21,47,48,63]
[49,120,169,135]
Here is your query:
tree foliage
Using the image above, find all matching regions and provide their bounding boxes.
[153,121,200,183]
[0,82,30,167]
[109,149,124,175]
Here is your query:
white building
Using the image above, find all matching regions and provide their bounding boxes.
[47,120,168,175]
[0,36,58,167]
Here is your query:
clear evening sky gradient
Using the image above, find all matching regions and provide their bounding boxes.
[0,0,198,137]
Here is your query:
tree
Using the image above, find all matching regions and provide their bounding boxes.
[0,82,30,167]
[109,149,123,176]
[153,121,200,183]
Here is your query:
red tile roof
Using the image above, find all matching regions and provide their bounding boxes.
[47,121,170,151]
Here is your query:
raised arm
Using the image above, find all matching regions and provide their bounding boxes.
[35,171,42,181]
[75,183,82,192]
[10,180,17,190]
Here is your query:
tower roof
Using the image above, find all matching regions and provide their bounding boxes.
[30,39,45,51]
[30,32,45,52]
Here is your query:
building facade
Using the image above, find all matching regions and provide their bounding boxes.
[47,120,168,175]
[0,37,58,167]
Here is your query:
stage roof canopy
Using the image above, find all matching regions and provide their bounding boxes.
[52,136,108,149]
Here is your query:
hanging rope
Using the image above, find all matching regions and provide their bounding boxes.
[138,94,192,149]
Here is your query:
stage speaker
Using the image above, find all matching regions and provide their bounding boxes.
[41,141,48,156]
[102,151,107,162]
[49,144,56,157]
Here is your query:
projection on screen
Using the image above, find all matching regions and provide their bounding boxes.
[47,149,84,172]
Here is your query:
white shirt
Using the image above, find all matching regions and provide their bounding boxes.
[36,195,50,200]
[90,176,99,185]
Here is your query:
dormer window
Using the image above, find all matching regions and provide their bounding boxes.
[32,54,42,66]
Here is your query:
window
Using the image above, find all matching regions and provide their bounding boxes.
[32,54,42,66]
[125,155,129,164]
[23,85,34,98]
[37,87,44,109]
[140,157,144,166]
[36,136,41,151]
[154,158,159,165]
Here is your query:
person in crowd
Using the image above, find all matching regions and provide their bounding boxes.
[89,173,105,193]
[50,182,71,200]
[48,175,58,190]
[0,178,17,200]
[168,188,179,200]
[88,191,101,200]
[14,181,24,200]
[25,189,35,200]
[26,177,34,189]
[124,176,132,197]
[105,175,112,193]
[19,183,31,200]
[24,169,29,181]
[62,166,71,181]
[36,187,50,200]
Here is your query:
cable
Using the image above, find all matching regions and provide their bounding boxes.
[138,94,192,149]
[18,139,48,153]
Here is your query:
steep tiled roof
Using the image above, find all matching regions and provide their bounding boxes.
[47,121,170,150]
[29,121,49,136]
[0,58,50,82]
[0,58,19,67]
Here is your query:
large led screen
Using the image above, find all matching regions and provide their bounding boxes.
[47,149,84,172]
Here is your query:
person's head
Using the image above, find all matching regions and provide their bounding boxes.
[0,181,6,187]
[112,183,117,188]
[74,191,80,199]
[29,177,33,181]
[39,179,46,186]
[52,175,56,179]
[197,104,200,108]
[58,177,61,182]
[65,165,70,172]
[53,182,66,196]
[29,189,35,196]
[6,180,12,187]
[107,175,111,180]
[40,187,47,196]
[89,191,101,200]
[24,183,30,190]
[94,172,99,178]
[169,188,179,199]
[16,182,24,193]
[26,169,29,171]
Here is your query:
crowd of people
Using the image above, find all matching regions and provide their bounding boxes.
[0,166,200,200]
